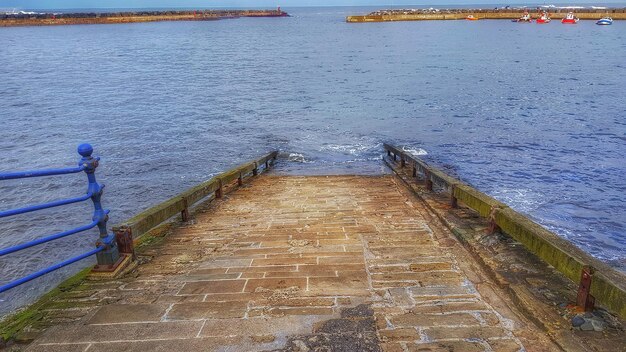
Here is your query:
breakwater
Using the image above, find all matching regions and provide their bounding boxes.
[0,9,288,27]
[347,8,626,22]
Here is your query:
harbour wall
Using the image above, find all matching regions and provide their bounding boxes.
[0,10,288,27]
[383,144,626,320]
[347,8,626,22]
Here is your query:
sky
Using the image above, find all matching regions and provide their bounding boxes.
[1,0,624,10]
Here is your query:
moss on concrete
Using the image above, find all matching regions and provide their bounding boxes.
[0,267,92,343]
[454,184,507,218]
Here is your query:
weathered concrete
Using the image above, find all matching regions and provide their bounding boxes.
[347,8,626,22]
[385,156,626,351]
[383,143,626,323]
[0,10,289,27]
[2,173,624,351]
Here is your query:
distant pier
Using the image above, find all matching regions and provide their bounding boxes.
[0,9,289,27]
[347,8,626,22]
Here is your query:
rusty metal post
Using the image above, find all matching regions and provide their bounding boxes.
[450,186,458,208]
[114,226,135,259]
[253,162,258,176]
[237,173,243,186]
[424,170,433,191]
[400,157,406,168]
[215,179,223,198]
[181,198,189,222]
[265,160,269,169]
[412,166,417,177]
[577,267,595,312]
[486,208,500,235]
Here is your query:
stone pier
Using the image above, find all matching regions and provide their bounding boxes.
[4,172,625,351]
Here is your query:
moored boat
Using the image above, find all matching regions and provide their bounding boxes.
[561,12,579,24]
[536,12,551,24]
[596,17,613,25]
[512,12,532,22]
[466,15,479,21]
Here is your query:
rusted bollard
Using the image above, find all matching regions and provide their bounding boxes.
[114,226,135,259]
[237,172,243,186]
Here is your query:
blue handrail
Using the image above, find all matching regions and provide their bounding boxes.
[0,247,105,294]
[0,144,120,295]
[0,192,93,218]
[0,166,85,181]
[0,219,100,257]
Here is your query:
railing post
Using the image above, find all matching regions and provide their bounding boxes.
[253,162,259,176]
[238,172,243,186]
[78,144,120,269]
[400,156,406,168]
[412,165,417,177]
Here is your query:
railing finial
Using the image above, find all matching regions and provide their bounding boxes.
[77,143,93,157]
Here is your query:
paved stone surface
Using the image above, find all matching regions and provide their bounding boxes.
[18,175,561,351]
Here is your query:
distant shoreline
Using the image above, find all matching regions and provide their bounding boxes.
[0,9,289,27]
[347,7,626,22]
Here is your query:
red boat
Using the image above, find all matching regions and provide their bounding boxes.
[561,12,579,24]
[536,12,551,24]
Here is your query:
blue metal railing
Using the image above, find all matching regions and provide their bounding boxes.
[0,144,120,294]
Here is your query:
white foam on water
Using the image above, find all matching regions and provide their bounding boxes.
[489,188,542,213]
[287,153,314,163]
[319,143,379,156]
[401,146,428,156]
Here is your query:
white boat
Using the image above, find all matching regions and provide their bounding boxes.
[596,17,613,25]
[512,12,533,22]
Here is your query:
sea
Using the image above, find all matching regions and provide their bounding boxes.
[0,5,625,319]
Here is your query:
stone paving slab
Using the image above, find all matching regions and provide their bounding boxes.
[18,175,564,351]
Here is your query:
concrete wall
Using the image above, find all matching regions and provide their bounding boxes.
[348,9,626,22]
[0,10,288,27]
[383,144,626,319]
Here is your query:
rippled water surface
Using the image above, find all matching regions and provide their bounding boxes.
[1,7,625,318]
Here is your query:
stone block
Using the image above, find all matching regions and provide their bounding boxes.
[178,280,246,294]
[88,304,169,324]
[391,312,480,327]
[167,301,248,320]
[244,278,307,292]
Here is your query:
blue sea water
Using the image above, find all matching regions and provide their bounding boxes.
[0,6,625,318]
